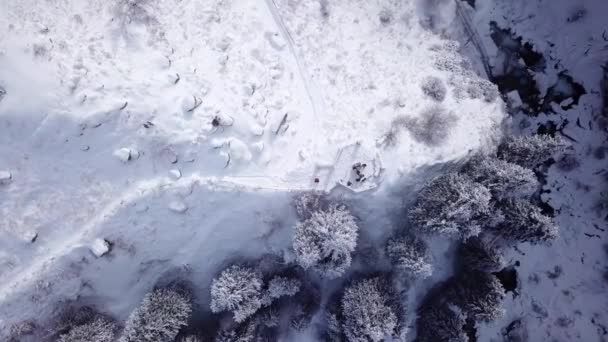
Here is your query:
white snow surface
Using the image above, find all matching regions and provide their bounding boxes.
[0,0,511,339]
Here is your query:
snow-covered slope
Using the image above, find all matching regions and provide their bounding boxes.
[0,0,508,338]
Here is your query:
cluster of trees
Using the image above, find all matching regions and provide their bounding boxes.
[413,134,564,341]
[12,135,564,342]
[409,134,563,244]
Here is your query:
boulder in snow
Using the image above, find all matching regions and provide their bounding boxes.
[169,200,188,213]
[90,238,111,257]
[0,170,12,184]
[113,148,139,162]
[169,169,182,180]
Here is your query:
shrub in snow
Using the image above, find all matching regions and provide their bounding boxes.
[409,173,492,239]
[386,235,432,278]
[54,306,97,336]
[121,288,192,342]
[462,155,538,198]
[449,272,505,322]
[341,277,398,342]
[406,106,458,146]
[293,206,358,279]
[0,170,12,185]
[421,76,447,102]
[210,265,264,323]
[497,135,565,168]
[494,199,558,244]
[416,302,468,342]
[58,318,117,342]
[457,237,505,272]
[261,276,301,306]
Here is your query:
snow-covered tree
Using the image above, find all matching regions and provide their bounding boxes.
[449,272,505,322]
[386,235,433,278]
[293,205,358,279]
[261,276,301,306]
[293,191,327,220]
[457,237,505,272]
[497,135,565,168]
[210,265,264,323]
[178,336,203,342]
[215,320,257,342]
[121,288,192,342]
[462,155,538,198]
[421,76,447,102]
[416,302,468,342]
[58,318,117,342]
[341,277,398,342]
[409,173,492,239]
[494,199,558,244]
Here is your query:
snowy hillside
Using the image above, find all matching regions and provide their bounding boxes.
[0,0,606,341]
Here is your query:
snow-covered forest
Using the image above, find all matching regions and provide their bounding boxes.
[0,0,606,341]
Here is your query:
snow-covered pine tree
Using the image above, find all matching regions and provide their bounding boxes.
[58,318,117,342]
[121,288,192,342]
[462,155,538,199]
[293,191,327,220]
[210,265,264,323]
[449,272,505,322]
[416,302,468,342]
[386,235,433,278]
[341,277,398,342]
[293,205,358,279]
[497,135,565,168]
[457,237,505,272]
[178,336,203,342]
[409,173,492,239]
[495,199,558,244]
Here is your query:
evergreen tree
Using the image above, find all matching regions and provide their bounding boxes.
[409,173,492,239]
[121,288,192,342]
[495,199,558,244]
[293,205,359,278]
[210,266,264,323]
[448,272,505,322]
[497,135,565,168]
[58,318,117,342]
[457,237,505,272]
[341,277,398,342]
[462,155,538,198]
[386,235,433,278]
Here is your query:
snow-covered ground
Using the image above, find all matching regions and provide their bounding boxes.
[0,0,504,336]
[0,0,605,340]
[458,0,608,340]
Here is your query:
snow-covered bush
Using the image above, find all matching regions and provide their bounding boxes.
[449,272,505,322]
[416,302,468,342]
[210,265,264,323]
[386,235,433,278]
[457,237,505,272]
[293,206,358,279]
[121,288,192,342]
[341,277,398,342]
[409,173,492,239]
[261,276,301,306]
[497,135,565,168]
[462,155,538,198]
[406,106,458,146]
[494,199,558,244]
[58,318,117,342]
[421,76,447,102]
